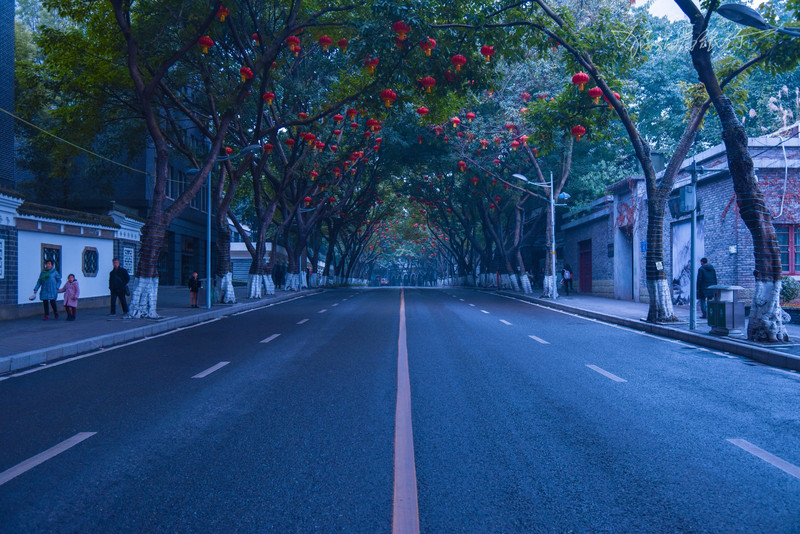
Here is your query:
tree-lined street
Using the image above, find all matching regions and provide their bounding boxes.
[2,289,798,532]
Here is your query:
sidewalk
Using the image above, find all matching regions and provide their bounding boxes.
[0,286,323,375]
[496,290,800,372]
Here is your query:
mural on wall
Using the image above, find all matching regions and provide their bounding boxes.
[671,219,705,305]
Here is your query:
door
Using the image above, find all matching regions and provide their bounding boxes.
[579,239,592,293]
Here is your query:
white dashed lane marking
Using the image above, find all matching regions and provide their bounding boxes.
[0,432,97,486]
[586,364,627,383]
[297,319,309,325]
[728,439,800,480]
[500,320,512,325]
[529,335,550,345]
[192,361,230,379]
[318,309,327,314]
[260,334,281,344]
[481,310,490,314]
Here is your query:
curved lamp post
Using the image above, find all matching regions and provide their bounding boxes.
[717,4,800,36]
[512,172,569,298]
[186,144,261,309]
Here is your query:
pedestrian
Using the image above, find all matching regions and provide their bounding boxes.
[58,274,80,321]
[30,260,61,320]
[188,272,202,308]
[696,257,718,319]
[109,257,130,316]
[561,263,574,296]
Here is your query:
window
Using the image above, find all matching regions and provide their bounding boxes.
[167,166,185,199]
[82,247,99,277]
[123,247,135,274]
[42,244,61,273]
[776,225,800,274]
[0,239,4,278]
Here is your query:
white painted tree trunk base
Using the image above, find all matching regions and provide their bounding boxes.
[287,273,301,291]
[301,271,308,289]
[541,275,558,299]
[321,275,328,287]
[129,277,160,319]
[217,272,236,304]
[263,274,275,295]
[248,274,263,299]
[521,273,533,294]
[748,280,790,342]
[646,278,678,322]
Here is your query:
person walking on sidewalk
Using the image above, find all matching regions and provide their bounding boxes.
[697,257,718,319]
[58,274,80,321]
[561,264,574,296]
[109,258,130,316]
[30,260,61,320]
[188,272,202,308]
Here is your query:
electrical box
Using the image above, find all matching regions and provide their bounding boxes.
[680,185,696,213]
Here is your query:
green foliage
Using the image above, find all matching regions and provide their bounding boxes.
[781,275,800,304]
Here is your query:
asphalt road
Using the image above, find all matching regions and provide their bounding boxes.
[1,288,798,533]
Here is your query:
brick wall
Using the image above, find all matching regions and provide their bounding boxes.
[0,226,17,305]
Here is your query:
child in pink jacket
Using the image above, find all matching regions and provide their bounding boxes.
[58,274,80,321]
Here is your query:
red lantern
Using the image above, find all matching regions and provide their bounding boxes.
[198,36,214,54]
[338,38,349,52]
[263,143,274,154]
[466,112,476,122]
[571,125,586,141]
[420,76,436,93]
[298,112,308,120]
[304,196,312,206]
[262,92,275,105]
[366,118,379,131]
[491,178,498,186]
[286,36,301,56]
[351,121,359,131]
[286,138,295,147]
[392,20,411,40]
[333,167,341,177]
[572,72,590,91]
[252,33,260,45]
[519,135,529,145]
[480,139,489,149]
[521,92,531,102]
[416,107,429,117]
[493,159,501,166]
[471,176,479,186]
[603,91,621,109]
[480,45,495,62]
[380,89,397,108]
[510,140,520,151]
[225,147,233,155]
[364,57,380,74]
[434,126,443,136]
[451,54,467,72]
[451,116,461,127]
[216,6,229,22]
[239,67,253,82]
[333,114,344,123]
[458,161,466,172]
[588,87,603,104]
[494,137,502,145]
[310,171,318,180]
[318,35,333,51]
[419,37,436,56]
[346,108,358,119]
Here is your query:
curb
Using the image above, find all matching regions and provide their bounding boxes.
[0,289,325,376]
[495,290,800,372]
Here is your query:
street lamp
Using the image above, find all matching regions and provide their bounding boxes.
[513,172,569,299]
[717,4,800,36]
[186,144,261,309]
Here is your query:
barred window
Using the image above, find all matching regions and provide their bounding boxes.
[776,225,800,274]
[42,244,61,273]
[82,247,99,277]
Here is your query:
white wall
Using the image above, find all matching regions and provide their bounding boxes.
[18,230,115,304]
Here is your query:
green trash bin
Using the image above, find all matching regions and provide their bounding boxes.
[707,285,745,335]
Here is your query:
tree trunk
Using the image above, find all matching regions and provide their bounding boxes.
[215,225,236,304]
[129,214,168,318]
[645,200,678,322]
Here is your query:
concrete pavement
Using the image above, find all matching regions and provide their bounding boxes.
[0,285,322,376]
[497,290,800,372]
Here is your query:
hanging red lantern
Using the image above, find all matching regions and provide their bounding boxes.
[366,118,379,131]
[330,145,338,152]
[420,76,436,93]
[304,196,312,206]
[416,107,429,117]
[480,45,495,62]
[451,54,467,72]
[216,6,229,22]
[338,38,349,52]
[519,135,529,145]
[571,125,586,141]
[458,161,466,172]
[572,72,590,91]
[510,140,520,151]
[490,203,496,210]
[434,126,443,136]
[380,89,397,107]
[286,36,301,56]
[491,178,498,186]
[333,114,344,124]
[252,33,260,45]
[298,112,308,121]
[480,139,489,149]
[471,176,479,186]
[494,137,502,145]
[239,67,253,82]
[318,35,333,51]
[588,87,603,104]
[521,92,531,102]
[262,92,275,105]
[364,57,380,74]
[263,143,274,154]
[493,159,501,166]
[225,147,233,155]
[333,167,341,177]
[451,116,461,127]
[346,108,358,119]
[466,112,476,122]
[419,37,436,56]
[198,36,214,54]
[310,171,318,180]
[603,91,621,109]
[285,138,295,147]
[392,20,411,40]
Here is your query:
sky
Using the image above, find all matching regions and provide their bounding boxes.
[648,0,766,21]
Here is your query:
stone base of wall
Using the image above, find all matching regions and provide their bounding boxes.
[0,296,110,320]
[588,279,614,299]
[639,285,650,304]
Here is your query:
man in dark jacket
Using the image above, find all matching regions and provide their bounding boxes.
[696,257,718,319]
[109,258,130,316]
